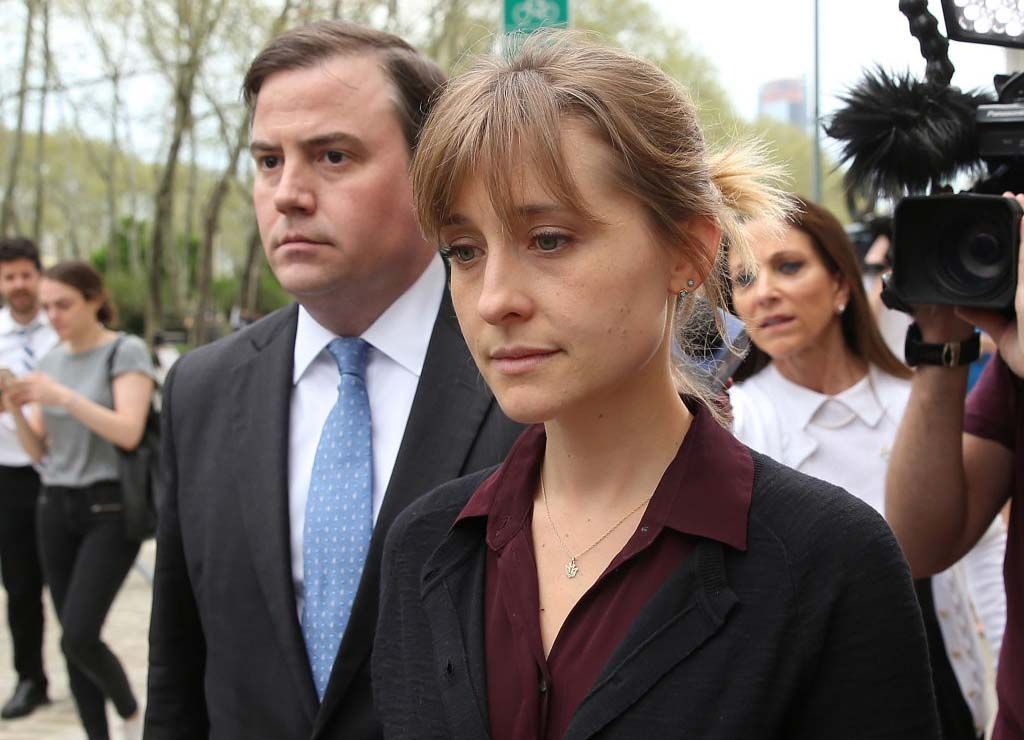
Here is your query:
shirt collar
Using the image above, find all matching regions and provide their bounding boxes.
[757,363,886,430]
[0,306,48,337]
[292,253,446,384]
[456,402,753,552]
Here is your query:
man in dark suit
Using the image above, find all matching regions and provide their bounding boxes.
[143,22,521,740]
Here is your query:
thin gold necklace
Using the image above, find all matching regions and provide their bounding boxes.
[540,473,653,580]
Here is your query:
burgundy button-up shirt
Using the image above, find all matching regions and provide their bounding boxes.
[456,404,754,740]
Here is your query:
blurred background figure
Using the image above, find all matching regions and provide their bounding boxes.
[727,196,1007,740]
[0,261,155,740]
[0,237,56,721]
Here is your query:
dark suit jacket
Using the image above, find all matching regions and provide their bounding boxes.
[144,293,523,740]
[372,454,942,740]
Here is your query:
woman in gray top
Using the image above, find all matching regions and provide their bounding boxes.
[0,261,154,740]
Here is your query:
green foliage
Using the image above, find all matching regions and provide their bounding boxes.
[93,217,149,271]
[212,275,239,316]
[104,270,148,336]
[178,231,201,293]
[257,268,291,315]
[744,117,848,220]
[571,0,848,220]
[573,0,734,123]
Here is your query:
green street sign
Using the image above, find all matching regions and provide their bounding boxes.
[503,0,569,34]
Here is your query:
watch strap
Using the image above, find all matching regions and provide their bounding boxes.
[904,322,981,367]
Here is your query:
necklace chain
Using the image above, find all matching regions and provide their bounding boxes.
[540,474,653,580]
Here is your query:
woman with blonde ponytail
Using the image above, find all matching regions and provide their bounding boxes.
[373,31,939,739]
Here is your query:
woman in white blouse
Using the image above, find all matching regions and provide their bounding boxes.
[728,196,1006,740]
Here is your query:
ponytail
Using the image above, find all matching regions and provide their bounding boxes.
[707,142,791,279]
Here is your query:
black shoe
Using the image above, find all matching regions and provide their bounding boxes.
[1,678,49,719]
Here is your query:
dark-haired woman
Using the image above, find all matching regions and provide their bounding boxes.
[0,261,153,740]
[729,197,1006,740]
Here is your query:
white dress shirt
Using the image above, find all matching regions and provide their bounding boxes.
[730,363,1007,735]
[0,306,57,467]
[288,254,445,614]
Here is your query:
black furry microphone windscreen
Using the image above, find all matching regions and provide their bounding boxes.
[825,67,993,198]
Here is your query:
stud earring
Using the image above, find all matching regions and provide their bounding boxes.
[679,278,696,299]
[687,279,695,288]
[836,303,846,314]
[679,289,689,298]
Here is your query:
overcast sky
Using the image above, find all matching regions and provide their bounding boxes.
[648,0,1010,121]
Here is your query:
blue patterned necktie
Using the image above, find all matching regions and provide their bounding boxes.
[301,337,373,700]
[16,326,35,374]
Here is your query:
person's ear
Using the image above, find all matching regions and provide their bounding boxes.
[669,216,721,295]
[85,294,104,318]
[833,274,852,314]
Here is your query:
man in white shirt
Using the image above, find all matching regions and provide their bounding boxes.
[144,22,522,740]
[0,237,57,720]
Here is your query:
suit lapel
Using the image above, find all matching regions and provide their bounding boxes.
[381,287,494,520]
[565,541,738,740]
[231,306,319,722]
[316,287,496,728]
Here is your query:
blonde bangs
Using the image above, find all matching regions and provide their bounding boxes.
[412,61,601,242]
[411,30,793,425]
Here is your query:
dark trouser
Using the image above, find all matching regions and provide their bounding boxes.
[38,482,140,740]
[0,465,46,687]
[915,578,981,740]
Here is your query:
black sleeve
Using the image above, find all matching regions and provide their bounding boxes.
[785,522,941,739]
[373,501,462,740]
[143,362,210,739]
[372,513,409,739]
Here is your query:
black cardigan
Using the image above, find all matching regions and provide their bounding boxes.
[372,451,941,739]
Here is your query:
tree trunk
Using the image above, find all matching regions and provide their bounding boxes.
[239,223,262,315]
[106,68,121,259]
[1,0,37,237]
[175,121,199,312]
[31,0,50,244]
[123,110,141,272]
[147,65,196,346]
[204,0,292,340]
[144,0,228,346]
[79,0,124,256]
[192,119,248,346]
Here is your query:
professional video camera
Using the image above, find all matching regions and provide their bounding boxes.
[826,0,1024,314]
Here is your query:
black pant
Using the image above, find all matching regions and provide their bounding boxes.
[38,482,140,740]
[0,465,46,687]
[915,578,980,740]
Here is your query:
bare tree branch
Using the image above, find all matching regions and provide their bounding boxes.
[32,0,50,243]
[1,0,37,236]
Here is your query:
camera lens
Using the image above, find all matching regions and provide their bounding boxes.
[933,221,1012,299]
[961,232,1003,279]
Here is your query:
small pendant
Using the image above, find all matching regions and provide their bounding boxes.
[565,557,579,579]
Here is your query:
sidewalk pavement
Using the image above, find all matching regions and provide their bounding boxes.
[0,541,154,740]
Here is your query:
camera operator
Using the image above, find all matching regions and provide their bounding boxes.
[887,193,1024,738]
